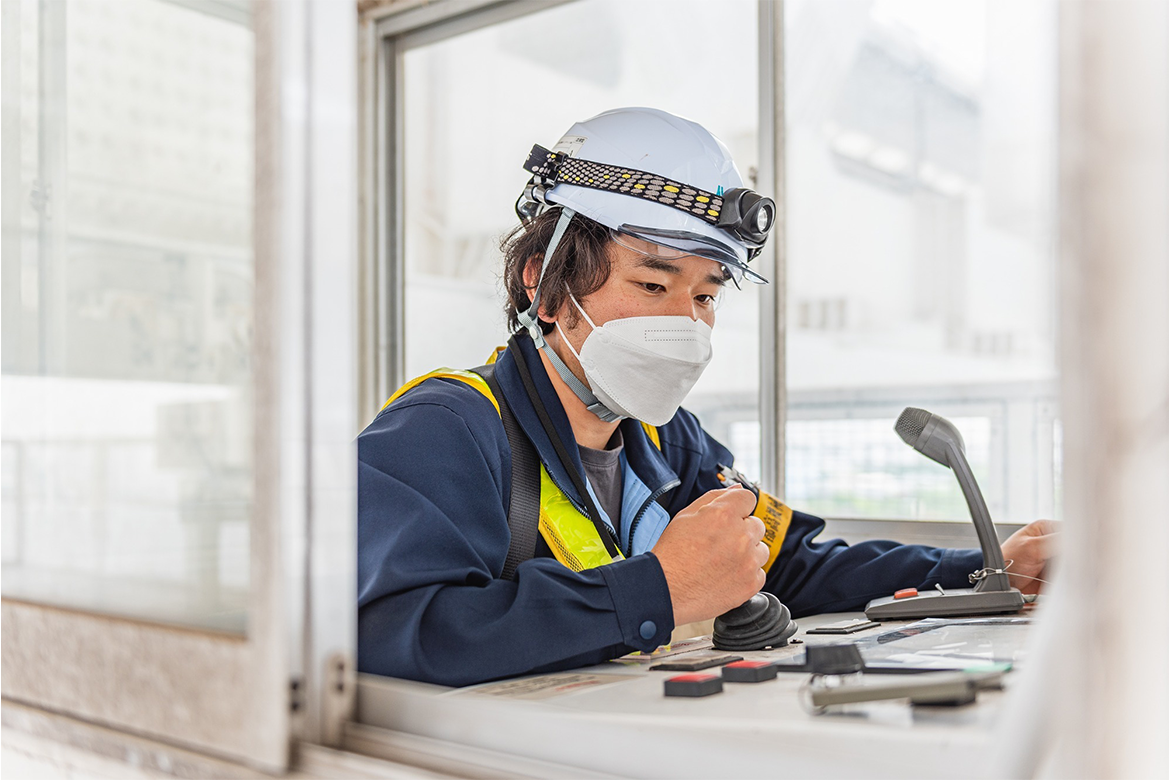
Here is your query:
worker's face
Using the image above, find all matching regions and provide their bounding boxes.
[551,238,726,345]
[534,235,727,401]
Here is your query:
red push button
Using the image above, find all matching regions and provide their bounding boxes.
[664,672,723,697]
[894,588,919,599]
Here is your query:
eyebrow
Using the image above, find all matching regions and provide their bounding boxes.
[635,256,727,287]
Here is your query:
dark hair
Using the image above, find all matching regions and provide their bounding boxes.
[501,209,613,334]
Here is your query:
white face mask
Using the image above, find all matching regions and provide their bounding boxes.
[556,293,714,426]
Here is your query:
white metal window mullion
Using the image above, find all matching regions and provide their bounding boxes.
[758,0,786,498]
[273,0,359,749]
[305,0,359,747]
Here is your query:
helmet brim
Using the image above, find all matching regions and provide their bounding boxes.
[616,224,769,285]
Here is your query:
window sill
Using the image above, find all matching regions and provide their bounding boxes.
[820,517,1025,550]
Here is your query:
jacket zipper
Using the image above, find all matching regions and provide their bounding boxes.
[625,479,680,558]
[541,461,621,551]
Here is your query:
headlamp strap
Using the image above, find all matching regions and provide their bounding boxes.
[524,144,729,227]
[515,207,575,348]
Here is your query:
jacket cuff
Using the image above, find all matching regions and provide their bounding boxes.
[598,552,675,651]
[923,548,985,589]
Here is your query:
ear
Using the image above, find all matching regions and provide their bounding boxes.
[521,255,560,323]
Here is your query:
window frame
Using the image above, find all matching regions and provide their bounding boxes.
[0,0,359,766]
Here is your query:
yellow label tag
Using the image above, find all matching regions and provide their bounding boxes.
[754,492,793,573]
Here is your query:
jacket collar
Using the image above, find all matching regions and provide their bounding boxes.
[492,333,678,506]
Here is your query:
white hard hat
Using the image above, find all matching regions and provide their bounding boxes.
[517,107,773,284]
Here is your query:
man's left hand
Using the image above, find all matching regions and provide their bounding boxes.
[1000,520,1057,594]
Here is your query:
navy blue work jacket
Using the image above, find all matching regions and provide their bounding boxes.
[357,335,982,686]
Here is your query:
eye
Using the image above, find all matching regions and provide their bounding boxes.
[639,282,666,294]
[695,294,717,307]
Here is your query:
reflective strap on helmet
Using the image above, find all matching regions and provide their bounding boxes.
[522,143,774,270]
[525,144,727,225]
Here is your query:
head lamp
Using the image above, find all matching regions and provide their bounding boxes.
[716,189,776,252]
[519,144,776,264]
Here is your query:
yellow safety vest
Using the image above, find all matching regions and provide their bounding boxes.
[382,350,659,572]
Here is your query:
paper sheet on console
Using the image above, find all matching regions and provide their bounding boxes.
[613,636,714,664]
[447,672,639,700]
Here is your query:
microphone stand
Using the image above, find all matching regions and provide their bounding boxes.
[865,408,1025,621]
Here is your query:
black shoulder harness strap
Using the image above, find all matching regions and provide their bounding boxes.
[471,362,541,581]
[505,335,621,558]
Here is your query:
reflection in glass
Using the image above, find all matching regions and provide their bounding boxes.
[399,0,760,467]
[1,0,254,631]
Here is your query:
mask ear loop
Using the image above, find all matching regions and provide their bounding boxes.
[556,290,598,363]
[545,291,620,422]
[514,208,623,423]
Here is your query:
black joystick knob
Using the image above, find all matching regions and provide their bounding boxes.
[712,592,798,651]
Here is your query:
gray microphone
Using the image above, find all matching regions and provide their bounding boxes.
[865,408,1024,620]
[894,408,1008,588]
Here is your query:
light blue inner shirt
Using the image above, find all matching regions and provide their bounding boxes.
[580,453,671,558]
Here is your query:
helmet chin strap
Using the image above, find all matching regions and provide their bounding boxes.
[515,208,624,423]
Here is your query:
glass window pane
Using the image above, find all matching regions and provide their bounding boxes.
[400,0,760,471]
[784,0,1059,522]
[1,0,254,631]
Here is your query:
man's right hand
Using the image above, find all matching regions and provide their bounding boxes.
[651,485,769,627]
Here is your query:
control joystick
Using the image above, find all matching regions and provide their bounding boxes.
[712,592,798,651]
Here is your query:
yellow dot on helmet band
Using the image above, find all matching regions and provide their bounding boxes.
[697,195,710,203]
[622,173,631,178]
[634,184,646,189]
[664,185,679,193]
[707,209,719,217]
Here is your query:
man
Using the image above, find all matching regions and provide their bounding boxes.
[358,107,1053,686]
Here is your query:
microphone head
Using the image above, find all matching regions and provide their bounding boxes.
[895,407,931,446]
[895,407,966,467]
